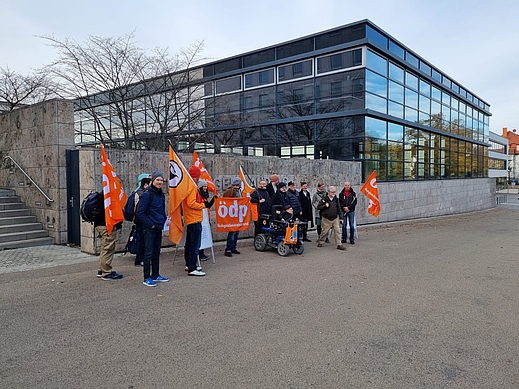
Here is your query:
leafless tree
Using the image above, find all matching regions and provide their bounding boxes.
[42,33,208,150]
[0,67,56,111]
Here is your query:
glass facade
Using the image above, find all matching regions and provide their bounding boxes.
[74,20,491,182]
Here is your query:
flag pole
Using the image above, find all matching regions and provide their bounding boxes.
[241,165,255,188]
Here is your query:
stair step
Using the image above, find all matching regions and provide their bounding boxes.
[0,209,31,218]
[0,230,49,244]
[0,203,26,211]
[0,189,16,197]
[0,216,37,226]
[0,237,54,250]
[0,223,43,234]
[0,196,20,204]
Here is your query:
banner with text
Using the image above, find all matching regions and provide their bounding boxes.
[215,197,251,232]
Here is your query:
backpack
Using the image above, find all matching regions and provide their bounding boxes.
[80,191,103,223]
[123,189,141,222]
[123,225,139,255]
[123,189,154,223]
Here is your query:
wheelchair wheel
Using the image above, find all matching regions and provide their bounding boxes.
[293,242,305,255]
[277,243,289,257]
[254,234,267,252]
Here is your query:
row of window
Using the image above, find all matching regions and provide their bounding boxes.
[207,48,363,96]
[488,158,506,170]
[366,25,489,112]
[366,49,489,125]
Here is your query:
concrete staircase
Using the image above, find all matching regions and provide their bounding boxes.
[0,189,54,249]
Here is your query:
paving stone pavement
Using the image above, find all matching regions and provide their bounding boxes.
[1,193,516,275]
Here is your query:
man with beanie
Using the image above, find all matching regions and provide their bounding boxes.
[183,165,206,276]
[271,182,290,217]
[223,177,242,257]
[266,174,279,198]
[133,173,151,266]
[136,170,169,286]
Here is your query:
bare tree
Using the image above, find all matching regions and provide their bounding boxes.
[0,67,56,111]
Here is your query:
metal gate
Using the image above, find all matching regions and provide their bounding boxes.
[66,149,81,246]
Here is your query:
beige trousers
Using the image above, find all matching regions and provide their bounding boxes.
[317,217,341,246]
[96,226,117,276]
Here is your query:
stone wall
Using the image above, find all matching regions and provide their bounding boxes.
[0,100,74,244]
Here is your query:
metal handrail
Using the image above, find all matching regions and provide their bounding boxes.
[3,156,54,203]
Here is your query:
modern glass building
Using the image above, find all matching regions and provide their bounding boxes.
[74,19,491,182]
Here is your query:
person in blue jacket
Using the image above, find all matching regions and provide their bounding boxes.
[136,170,169,287]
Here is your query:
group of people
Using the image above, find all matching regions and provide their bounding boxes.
[94,170,357,286]
[251,175,357,251]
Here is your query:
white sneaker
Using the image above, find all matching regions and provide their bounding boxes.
[185,266,203,271]
[188,270,206,276]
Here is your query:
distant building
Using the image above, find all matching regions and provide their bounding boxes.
[488,131,508,185]
[74,19,491,182]
[502,127,519,182]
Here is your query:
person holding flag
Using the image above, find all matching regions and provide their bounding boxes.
[95,144,126,280]
[136,171,169,287]
[182,165,207,276]
[223,177,243,257]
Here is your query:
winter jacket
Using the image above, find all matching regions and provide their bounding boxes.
[136,185,167,230]
[299,189,313,224]
[312,189,327,211]
[286,189,302,216]
[339,188,357,213]
[317,195,343,221]
[272,190,290,210]
[266,182,277,199]
[182,187,206,226]
[223,186,242,198]
[251,188,271,215]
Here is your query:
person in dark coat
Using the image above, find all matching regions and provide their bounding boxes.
[271,182,290,219]
[250,179,271,236]
[266,174,279,198]
[136,170,169,286]
[338,181,357,244]
[286,181,302,219]
[316,186,345,250]
[298,181,313,242]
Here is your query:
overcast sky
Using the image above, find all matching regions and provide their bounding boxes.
[3,0,518,134]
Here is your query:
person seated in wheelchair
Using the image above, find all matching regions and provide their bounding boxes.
[279,205,295,223]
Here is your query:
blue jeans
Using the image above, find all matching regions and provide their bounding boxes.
[225,231,239,253]
[143,227,162,279]
[185,222,202,272]
[342,211,355,243]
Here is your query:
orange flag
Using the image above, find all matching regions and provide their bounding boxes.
[193,151,217,195]
[239,166,254,198]
[215,197,251,232]
[168,145,198,244]
[360,170,380,217]
[100,144,127,235]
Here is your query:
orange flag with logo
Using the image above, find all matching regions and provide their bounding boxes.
[100,144,127,235]
[168,145,198,244]
[193,151,217,195]
[239,166,254,198]
[360,170,380,217]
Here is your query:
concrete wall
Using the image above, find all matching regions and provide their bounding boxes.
[0,100,74,244]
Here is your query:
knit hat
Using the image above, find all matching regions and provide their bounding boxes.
[136,173,150,191]
[277,182,286,189]
[284,204,292,210]
[270,174,279,182]
[151,170,164,182]
[198,180,207,189]
[232,177,242,186]
[189,165,201,179]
